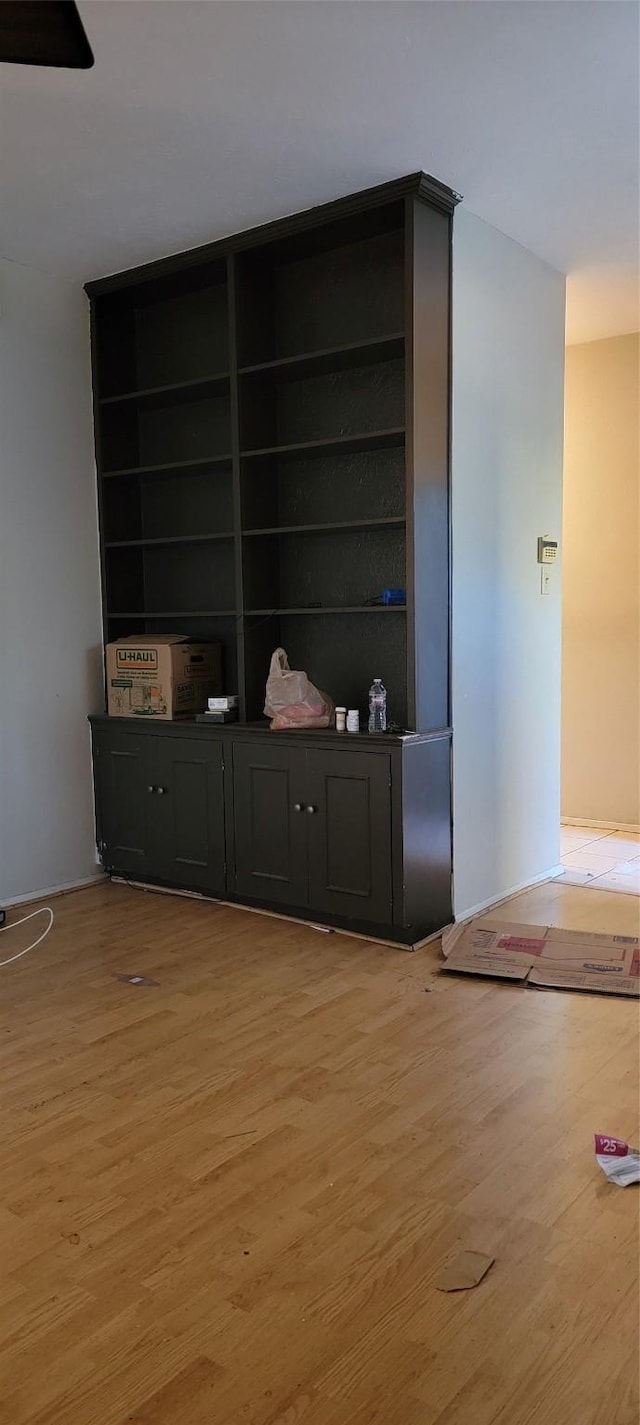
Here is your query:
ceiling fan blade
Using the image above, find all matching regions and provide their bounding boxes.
[0,1,94,68]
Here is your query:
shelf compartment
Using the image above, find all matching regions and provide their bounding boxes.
[242,428,405,461]
[105,540,236,619]
[238,334,404,382]
[241,445,405,532]
[243,607,407,725]
[101,454,232,480]
[235,220,404,368]
[243,524,406,613]
[100,387,231,473]
[100,372,230,409]
[245,606,406,616]
[95,262,229,398]
[244,516,405,538]
[105,609,239,697]
[101,461,234,543]
[239,355,405,454]
[106,532,235,549]
[108,610,237,620]
[147,541,235,617]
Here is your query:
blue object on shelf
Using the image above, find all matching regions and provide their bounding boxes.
[373,587,406,606]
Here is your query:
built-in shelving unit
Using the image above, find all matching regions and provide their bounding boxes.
[88,172,454,731]
[87,172,457,945]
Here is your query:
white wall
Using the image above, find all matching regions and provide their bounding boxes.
[0,258,103,903]
[451,209,565,919]
[562,334,639,827]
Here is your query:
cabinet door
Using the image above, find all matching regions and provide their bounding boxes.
[151,737,225,893]
[306,750,392,924]
[93,727,155,877]
[232,741,308,906]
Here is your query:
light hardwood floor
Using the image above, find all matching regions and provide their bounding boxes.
[0,879,638,1425]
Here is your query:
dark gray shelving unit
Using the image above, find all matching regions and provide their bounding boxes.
[87,171,458,944]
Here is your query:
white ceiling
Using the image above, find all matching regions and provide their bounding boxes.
[1,0,638,343]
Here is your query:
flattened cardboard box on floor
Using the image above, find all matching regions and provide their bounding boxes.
[442,918,640,997]
[106,635,221,720]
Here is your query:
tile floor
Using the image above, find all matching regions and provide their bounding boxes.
[557,823,640,896]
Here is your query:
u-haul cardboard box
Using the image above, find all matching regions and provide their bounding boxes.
[106,635,221,720]
[441,918,640,998]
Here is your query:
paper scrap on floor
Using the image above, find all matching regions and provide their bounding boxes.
[441,919,639,997]
[435,1250,495,1292]
[595,1135,640,1186]
[115,973,159,987]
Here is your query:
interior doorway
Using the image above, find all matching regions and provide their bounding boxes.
[559,333,640,898]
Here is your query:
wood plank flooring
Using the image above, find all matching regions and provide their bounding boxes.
[0,879,638,1425]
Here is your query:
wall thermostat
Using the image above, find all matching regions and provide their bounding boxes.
[537,536,558,564]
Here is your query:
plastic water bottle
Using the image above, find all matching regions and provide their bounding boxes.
[368,678,387,733]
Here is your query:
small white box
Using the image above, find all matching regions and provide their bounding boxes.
[208,695,239,711]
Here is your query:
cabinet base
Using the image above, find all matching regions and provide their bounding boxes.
[108,870,445,949]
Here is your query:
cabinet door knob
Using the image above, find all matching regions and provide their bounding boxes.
[305,804,317,815]
[293,802,303,813]
[147,785,156,794]
[156,786,166,795]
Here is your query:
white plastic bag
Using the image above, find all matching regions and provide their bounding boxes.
[264,648,334,730]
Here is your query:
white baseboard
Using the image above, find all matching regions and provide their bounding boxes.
[561,817,640,834]
[3,871,105,909]
[454,864,564,925]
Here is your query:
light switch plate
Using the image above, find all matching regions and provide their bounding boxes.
[540,567,552,596]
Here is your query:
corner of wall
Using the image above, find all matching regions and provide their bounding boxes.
[451,209,565,919]
[0,257,103,902]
